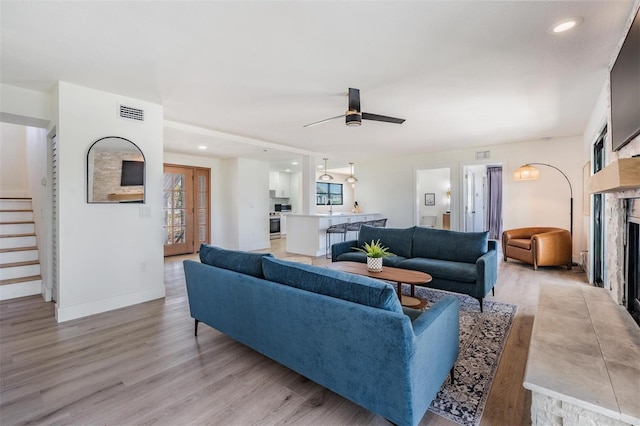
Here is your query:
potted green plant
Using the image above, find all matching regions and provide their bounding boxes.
[353,239,394,272]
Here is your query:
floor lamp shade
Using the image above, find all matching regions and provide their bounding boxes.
[513,165,541,181]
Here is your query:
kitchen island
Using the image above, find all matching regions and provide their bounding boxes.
[286,213,384,257]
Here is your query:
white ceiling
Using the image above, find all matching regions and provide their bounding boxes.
[1,1,635,172]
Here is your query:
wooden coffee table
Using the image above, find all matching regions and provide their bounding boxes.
[326,261,432,309]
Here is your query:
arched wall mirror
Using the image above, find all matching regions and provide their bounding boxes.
[87,136,145,203]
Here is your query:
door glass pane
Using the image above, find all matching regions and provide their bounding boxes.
[164,227,172,245]
[198,209,205,225]
[163,210,171,226]
[198,193,206,208]
[173,191,184,208]
[164,191,172,209]
[173,227,185,244]
[163,173,173,191]
[199,225,206,242]
[199,175,206,191]
[173,209,185,226]
[173,174,184,190]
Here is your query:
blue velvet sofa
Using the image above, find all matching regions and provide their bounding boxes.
[184,245,460,426]
[332,225,497,312]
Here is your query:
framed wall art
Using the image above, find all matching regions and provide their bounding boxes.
[425,193,435,206]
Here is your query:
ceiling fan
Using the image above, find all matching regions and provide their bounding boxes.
[303,88,406,128]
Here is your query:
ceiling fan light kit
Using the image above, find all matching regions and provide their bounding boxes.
[304,88,405,128]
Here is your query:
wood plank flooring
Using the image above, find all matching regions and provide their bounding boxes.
[0,239,590,425]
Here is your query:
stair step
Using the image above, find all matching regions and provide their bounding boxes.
[0,276,42,300]
[0,211,34,222]
[0,235,37,250]
[0,275,42,286]
[0,222,35,235]
[0,199,33,210]
[0,262,41,280]
[0,245,38,253]
[0,248,39,264]
[0,260,40,268]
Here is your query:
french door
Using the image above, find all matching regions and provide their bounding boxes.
[163,164,210,256]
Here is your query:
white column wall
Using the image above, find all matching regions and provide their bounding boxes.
[54,82,165,322]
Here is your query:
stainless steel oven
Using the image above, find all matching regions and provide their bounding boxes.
[269,215,281,239]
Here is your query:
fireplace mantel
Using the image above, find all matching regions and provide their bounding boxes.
[589,157,640,194]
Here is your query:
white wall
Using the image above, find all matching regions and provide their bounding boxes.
[237,158,270,251]
[54,82,165,322]
[0,83,52,128]
[0,122,30,197]
[356,136,584,260]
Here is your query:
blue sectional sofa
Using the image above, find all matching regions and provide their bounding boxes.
[184,245,460,426]
[332,225,498,312]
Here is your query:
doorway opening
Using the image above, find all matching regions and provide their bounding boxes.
[163,164,210,257]
[462,164,503,239]
[416,167,451,229]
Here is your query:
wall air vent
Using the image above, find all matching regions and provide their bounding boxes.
[119,104,144,122]
[475,150,490,160]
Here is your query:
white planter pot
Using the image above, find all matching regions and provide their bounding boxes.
[367,257,383,272]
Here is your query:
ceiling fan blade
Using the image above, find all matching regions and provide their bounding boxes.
[348,88,361,112]
[303,114,345,128]
[362,112,405,124]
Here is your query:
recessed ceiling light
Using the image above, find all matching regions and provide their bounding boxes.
[548,17,583,34]
[198,145,207,150]
[285,169,291,172]
[318,165,323,168]
[292,161,298,165]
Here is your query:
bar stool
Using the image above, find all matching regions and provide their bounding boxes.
[373,218,388,227]
[326,223,347,259]
[345,221,362,240]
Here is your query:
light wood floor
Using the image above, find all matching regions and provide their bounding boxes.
[0,238,589,425]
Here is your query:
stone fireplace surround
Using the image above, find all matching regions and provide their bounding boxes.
[522,131,640,426]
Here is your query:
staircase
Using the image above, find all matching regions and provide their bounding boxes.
[0,198,42,300]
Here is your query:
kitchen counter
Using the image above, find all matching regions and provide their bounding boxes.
[285,213,384,257]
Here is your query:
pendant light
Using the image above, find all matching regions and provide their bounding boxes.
[319,158,334,181]
[345,162,358,183]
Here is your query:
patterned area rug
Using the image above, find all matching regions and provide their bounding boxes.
[408,286,517,426]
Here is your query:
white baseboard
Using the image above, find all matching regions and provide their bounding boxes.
[55,285,166,323]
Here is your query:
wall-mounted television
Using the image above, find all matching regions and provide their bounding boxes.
[610,8,640,152]
[120,160,144,186]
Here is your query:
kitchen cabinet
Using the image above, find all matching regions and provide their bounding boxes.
[269,171,290,198]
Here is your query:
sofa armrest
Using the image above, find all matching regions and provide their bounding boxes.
[410,295,460,412]
[331,239,358,262]
[532,229,572,265]
[476,247,498,298]
[411,295,459,338]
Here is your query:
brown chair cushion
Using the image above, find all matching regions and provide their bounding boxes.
[508,238,532,250]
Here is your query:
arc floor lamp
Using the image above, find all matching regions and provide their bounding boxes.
[513,162,573,236]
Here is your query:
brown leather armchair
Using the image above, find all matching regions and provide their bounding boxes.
[502,227,572,270]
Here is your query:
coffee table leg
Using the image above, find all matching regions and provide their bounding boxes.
[411,284,415,297]
[396,282,402,299]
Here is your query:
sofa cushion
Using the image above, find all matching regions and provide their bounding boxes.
[397,258,477,283]
[508,238,531,250]
[412,227,488,263]
[335,251,407,267]
[262,257,402,313]
[199,244,273,279]
[357,225,415,259]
